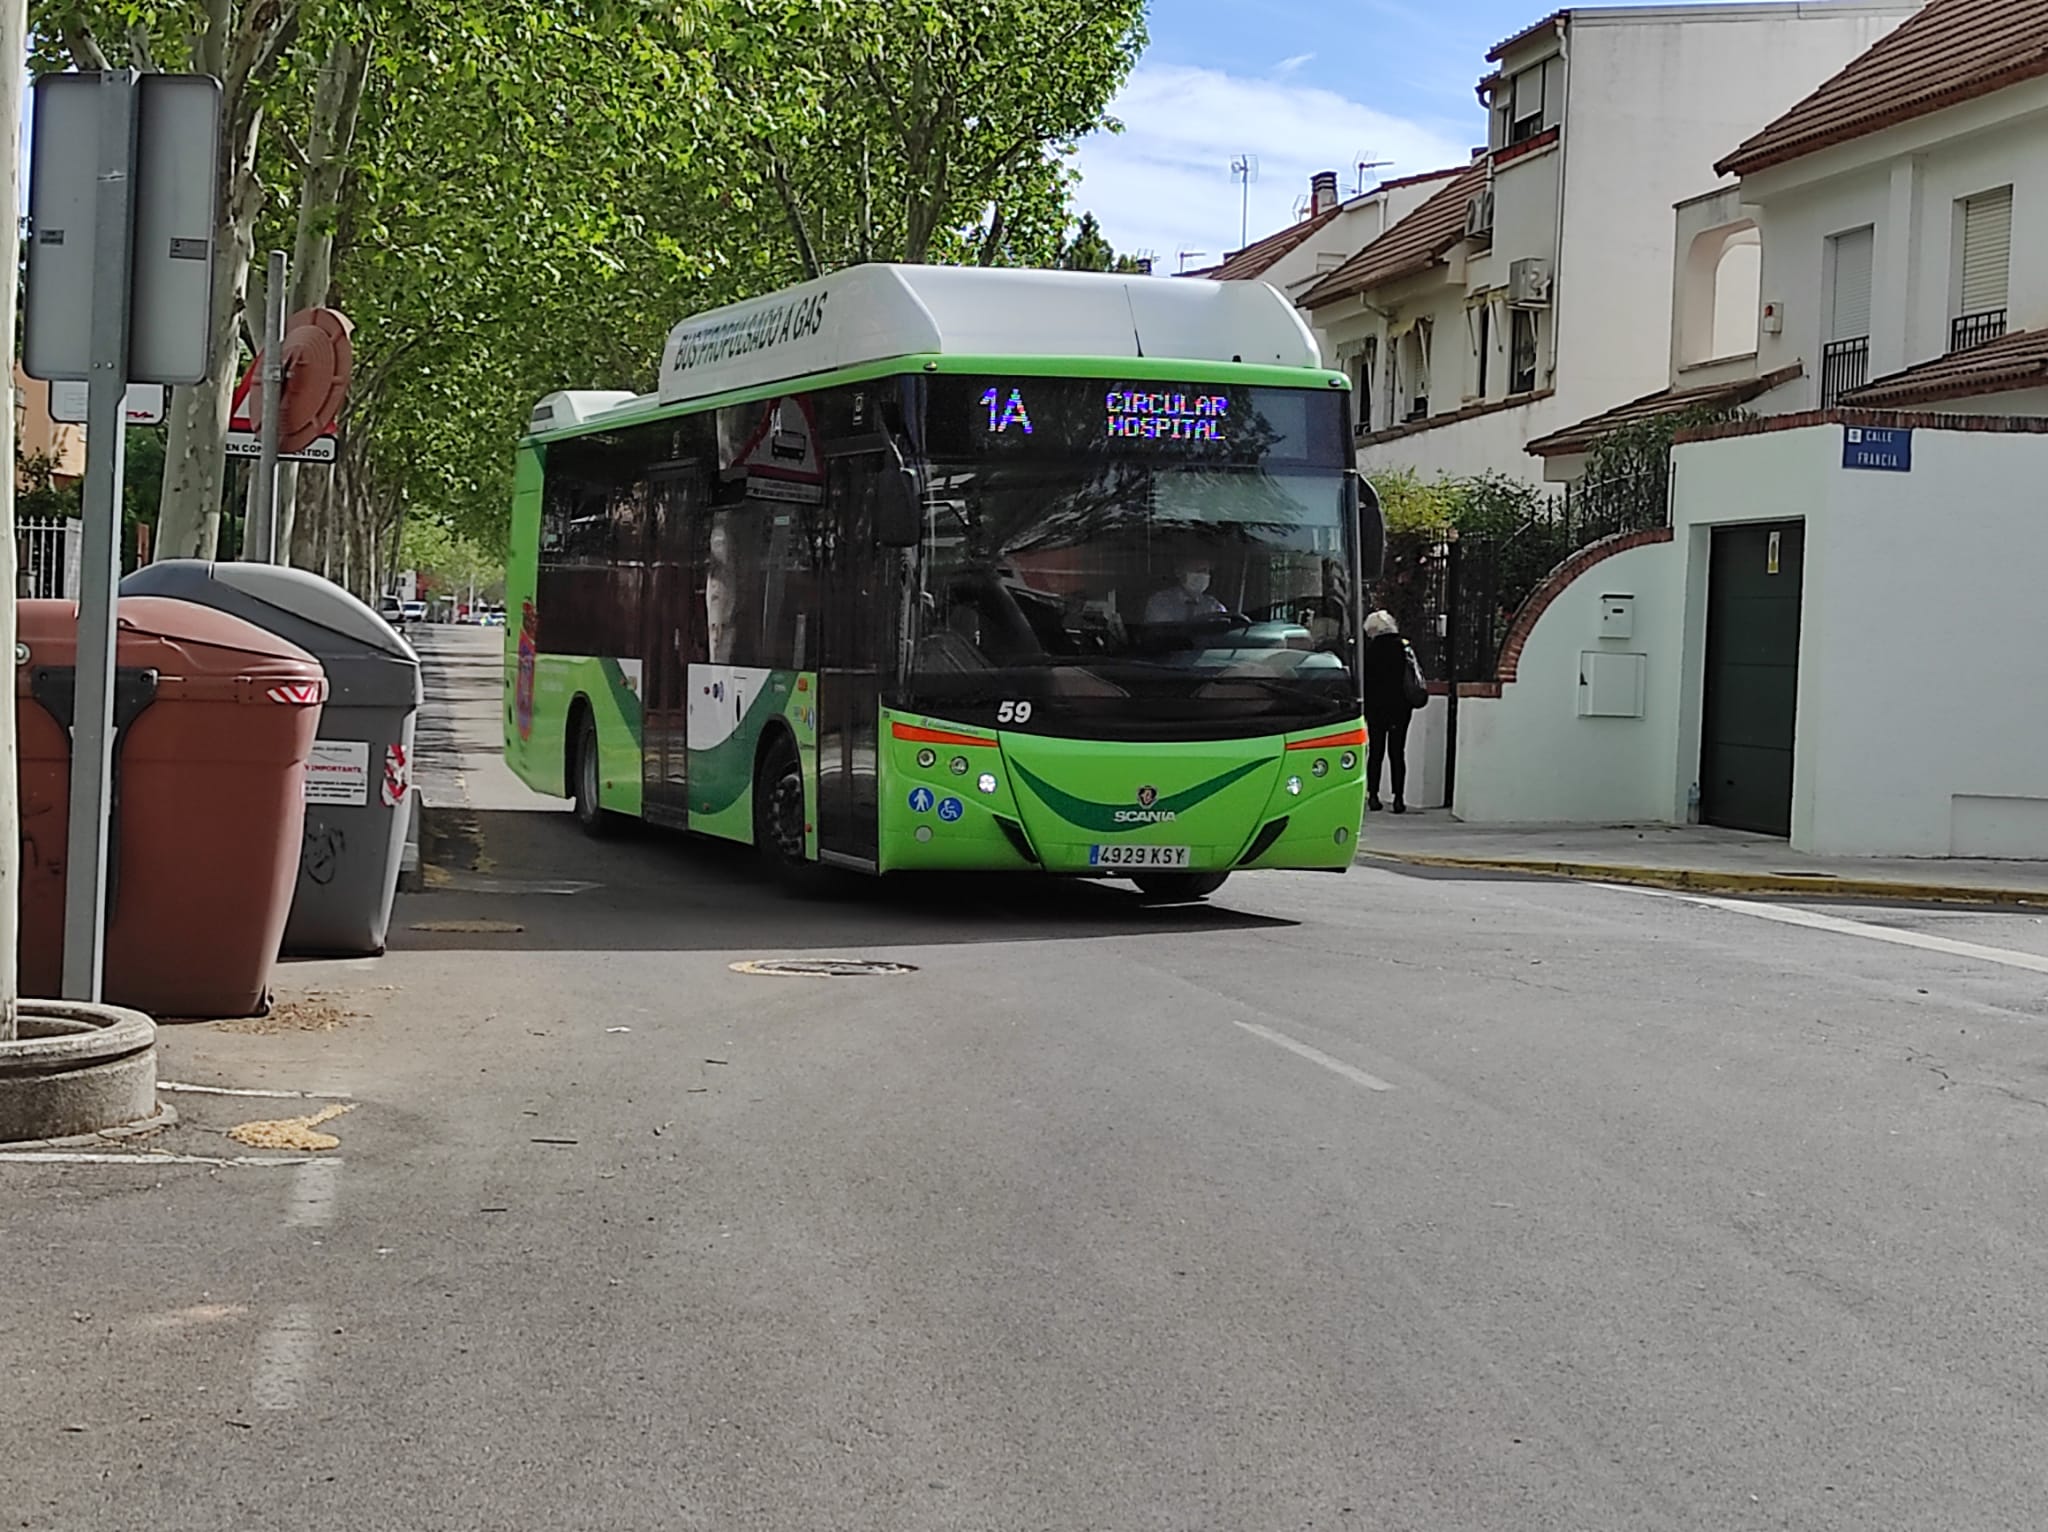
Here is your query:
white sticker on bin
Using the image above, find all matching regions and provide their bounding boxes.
[305,740,370,806]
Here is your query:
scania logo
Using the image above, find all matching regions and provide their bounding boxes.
[1114,785,1176,825]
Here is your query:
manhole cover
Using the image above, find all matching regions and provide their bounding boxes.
[730,959,918,978]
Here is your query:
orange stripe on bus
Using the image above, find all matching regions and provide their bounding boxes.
[891,723,999,749]
[1286,728,1368,751]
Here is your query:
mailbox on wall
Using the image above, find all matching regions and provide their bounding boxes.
[1599,594,1635,640]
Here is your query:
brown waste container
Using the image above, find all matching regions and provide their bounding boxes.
[17,597,329,1018]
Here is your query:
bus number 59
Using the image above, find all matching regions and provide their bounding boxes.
[997,700,1033,724]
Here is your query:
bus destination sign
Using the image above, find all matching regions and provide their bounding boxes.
[975,383,1233,445]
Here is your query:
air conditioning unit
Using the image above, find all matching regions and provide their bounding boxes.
[1508,257,1553,308]
[1464,189,1496,241]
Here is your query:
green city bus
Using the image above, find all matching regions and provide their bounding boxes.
[504,264,1383,900]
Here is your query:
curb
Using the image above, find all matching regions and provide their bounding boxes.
[1359,850,2048,908]
[398,793,424,893]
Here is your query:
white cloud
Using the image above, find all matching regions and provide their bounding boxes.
[1074,64,1475,270]
[1274,52,1316,75]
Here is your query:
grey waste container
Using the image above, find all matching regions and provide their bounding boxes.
[120,561,423,956]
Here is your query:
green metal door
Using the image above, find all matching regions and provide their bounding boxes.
[1700,521,1804,837]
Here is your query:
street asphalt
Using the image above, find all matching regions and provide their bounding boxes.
[4,625,2047,1531]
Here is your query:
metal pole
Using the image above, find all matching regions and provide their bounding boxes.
[62,70,141,1002]
[0,0,28,1037]
[246,249,287,562]
[1442,532,1461,814]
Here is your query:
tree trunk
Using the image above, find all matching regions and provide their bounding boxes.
[157,68,267,554]
[277,38,369,563]
[156,0,296,559]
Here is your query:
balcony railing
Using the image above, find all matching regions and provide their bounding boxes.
[1820,336,1869,407]
[1951,309,2007,353]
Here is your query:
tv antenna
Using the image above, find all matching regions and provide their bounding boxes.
[1354,155,1393,195]
[1176,249,1209,274]
[1230,154,1259,248]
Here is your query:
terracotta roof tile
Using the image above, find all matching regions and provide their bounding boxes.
[1298,163,1486,310]
[1840,327,2048,407]
[1489,9,1567,62]
[1719,0,2048,177]
[1204,205,1344,282]
[1525,364,1805,457]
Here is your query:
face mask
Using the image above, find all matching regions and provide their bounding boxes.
[1184,571,1211,595]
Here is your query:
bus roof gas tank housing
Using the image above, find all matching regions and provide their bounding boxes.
[654,265,1326,410]
[528,390,638,435]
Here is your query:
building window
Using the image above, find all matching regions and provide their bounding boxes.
[1953,185,2012,352]
[1350,338,1376,431]
[1822,226,1873,405]
[1473,302,1491,398]
[1510,308,1539,394]
[1399,322,1431,421]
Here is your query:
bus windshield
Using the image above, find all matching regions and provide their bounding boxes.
[908,379,1358,740]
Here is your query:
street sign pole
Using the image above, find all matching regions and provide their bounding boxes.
[61,71,141,1002]
[247,249,287,562]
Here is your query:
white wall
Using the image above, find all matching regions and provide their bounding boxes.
[1671,422,2048,857]
[1358,392,1576,483]
[1748,78,2048,401]
[1558,5,1919,416]
[1452,538,1681,823]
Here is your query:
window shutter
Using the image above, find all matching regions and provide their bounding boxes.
[1829,228,1873,342]
[1960,187,2012,316]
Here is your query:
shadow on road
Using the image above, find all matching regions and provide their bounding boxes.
[391,806,1300,954]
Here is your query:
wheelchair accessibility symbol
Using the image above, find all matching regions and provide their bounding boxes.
[938,797,964,823]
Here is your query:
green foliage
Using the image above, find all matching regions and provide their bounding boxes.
[401,516,502,597]
[1369,468,1461,536]
[35,0,1147,560]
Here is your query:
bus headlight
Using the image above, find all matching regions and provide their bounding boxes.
[1286,775,1302,796]
[950,756,970,775]
[1340,750,1357,771]
[978,773,998,794]
[916,748,936,769]
[1311,758,1329,778]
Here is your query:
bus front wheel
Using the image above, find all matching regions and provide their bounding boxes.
[1131,871,1231,903]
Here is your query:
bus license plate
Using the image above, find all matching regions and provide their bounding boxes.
[1090,844,1190,869]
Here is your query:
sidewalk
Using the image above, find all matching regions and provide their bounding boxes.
[1360,809,2048,906]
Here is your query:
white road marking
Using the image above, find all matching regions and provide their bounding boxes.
[1233,1021,1396,1092]
[284,1160,340,1228]
[1615,887,2048,976]
[157,1080,355,1100]
[0,1151,331,1167]
[250,1304,320,1411]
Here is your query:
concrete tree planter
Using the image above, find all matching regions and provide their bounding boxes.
[0,1002,159,1144]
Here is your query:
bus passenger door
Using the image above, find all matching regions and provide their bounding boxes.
[816,453,885,867]
[640,468,699,826]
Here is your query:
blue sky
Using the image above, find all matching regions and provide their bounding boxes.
[1072,0,1712,266]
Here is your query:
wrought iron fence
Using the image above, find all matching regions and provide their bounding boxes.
[1950,309,2007,353]
[1372,529,1449,681]
[1820,336,1869,406]
[18,516,80,600]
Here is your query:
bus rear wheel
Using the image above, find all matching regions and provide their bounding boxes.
[1131,871,1231,902]
[570,710,612,837]
[754,734,813,880]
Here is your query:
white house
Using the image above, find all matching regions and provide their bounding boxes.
[1299,1,1922,487]
[1450,0,2048,858]
[1187,167,1463,313]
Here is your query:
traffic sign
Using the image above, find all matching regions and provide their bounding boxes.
[48,381,167,427]
[224,307,352,463]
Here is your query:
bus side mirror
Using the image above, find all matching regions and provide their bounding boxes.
[875,461,922,548]
[1350,471,1385,581]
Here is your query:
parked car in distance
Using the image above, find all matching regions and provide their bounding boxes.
[402,600,428,624]
[479,608,506,627]
[379,595,406,629]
